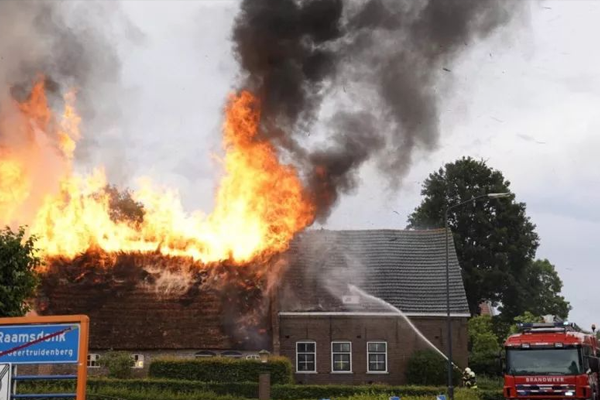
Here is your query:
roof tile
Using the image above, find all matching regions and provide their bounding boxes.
[279,229,470,315]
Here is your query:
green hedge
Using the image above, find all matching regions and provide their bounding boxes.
[89,387,242,400]
[480,389,504,400]
[405,350,460,386]
[20,386,497,400]
[18,378,503,400]
[149,357,293,385]
[271,384,445,399]
[341,393,480,400]
[18,379,258,398]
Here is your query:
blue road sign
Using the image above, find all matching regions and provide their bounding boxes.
[0,324,80,364]
[437,395,447,400]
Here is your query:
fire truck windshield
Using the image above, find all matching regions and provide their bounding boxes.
[507,348,582,376]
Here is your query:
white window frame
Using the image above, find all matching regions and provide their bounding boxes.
[367,341,388,374]
[87,353,101,368]
[296,341,317,374]
[331,341,352,374]
[132,354,144,369]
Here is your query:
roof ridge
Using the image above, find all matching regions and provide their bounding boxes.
[302,228,447,234]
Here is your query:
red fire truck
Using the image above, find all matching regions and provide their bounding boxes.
[504,322,600,400]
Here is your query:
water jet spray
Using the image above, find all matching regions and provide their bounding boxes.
[348,284,462,372]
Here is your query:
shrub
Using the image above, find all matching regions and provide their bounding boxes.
[271,384,444,400]
[89,387,241,400]
[405,350,459,386]
[17,379,447,399]
[149,356,293,385]
[480,389,504,400]
[99,351,135,379]
[469,352,502,377]
[475,376,503,391]
[18,378,502,400]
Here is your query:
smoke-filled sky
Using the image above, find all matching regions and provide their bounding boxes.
[4,1,599,327]
[114,0,600,328]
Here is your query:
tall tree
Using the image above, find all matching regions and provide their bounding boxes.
[407,157,540,318]
[0,226,40,316]
[514,259,570,319]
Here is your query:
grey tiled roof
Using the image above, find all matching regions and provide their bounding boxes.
[279,229,470,315]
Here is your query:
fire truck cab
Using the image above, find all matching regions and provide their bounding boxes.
[504,321,600,400]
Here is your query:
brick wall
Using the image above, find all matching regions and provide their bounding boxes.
[279,314,468,385]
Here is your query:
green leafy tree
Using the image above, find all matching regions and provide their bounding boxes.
[407,157,540,319]
[468,315,501,375]
[0,226,40,316]
[517,259,570,319]
[509,311,541,334]
[469,315,500,353]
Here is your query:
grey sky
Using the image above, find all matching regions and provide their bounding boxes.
[92,0,599,327]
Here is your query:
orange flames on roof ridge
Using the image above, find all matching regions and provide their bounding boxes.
[0,78,315,265]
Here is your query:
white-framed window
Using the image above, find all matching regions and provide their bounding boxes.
[246,354,260,360]
[367,342,388,373]
[87,353,100,368]
[331,341,352,373]
[296,341,317,373]
[132,354,144,369]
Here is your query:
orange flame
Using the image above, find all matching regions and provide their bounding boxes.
[0,79,72,226]
[1,79,315,264]
[0,158,30,222]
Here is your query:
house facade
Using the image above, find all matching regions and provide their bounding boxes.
[30,229,470,384]
[275,229,470,384]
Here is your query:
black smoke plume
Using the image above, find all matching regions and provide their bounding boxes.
[233,0,523,220]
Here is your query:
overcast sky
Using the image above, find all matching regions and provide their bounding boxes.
[92,0,600,328]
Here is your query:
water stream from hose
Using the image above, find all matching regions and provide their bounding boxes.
[348,284,462,371]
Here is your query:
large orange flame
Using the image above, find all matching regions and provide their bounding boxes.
[0,78,315,264]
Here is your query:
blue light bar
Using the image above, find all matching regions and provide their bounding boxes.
[517,322,574,330]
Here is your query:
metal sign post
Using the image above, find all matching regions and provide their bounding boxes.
[0,315,89,400]
[0,364,11,400]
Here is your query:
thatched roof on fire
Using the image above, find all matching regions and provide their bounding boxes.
[36,229,469,351]
[36,250,271,351]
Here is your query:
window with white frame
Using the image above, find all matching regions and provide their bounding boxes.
[87,353,100,368]
[132,354,145,368]
[296,341,316,373]
[367,342,387,373]
[331,341,352,373]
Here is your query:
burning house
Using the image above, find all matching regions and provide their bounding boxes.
[0,0,519,386]
[30,228,469,385]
